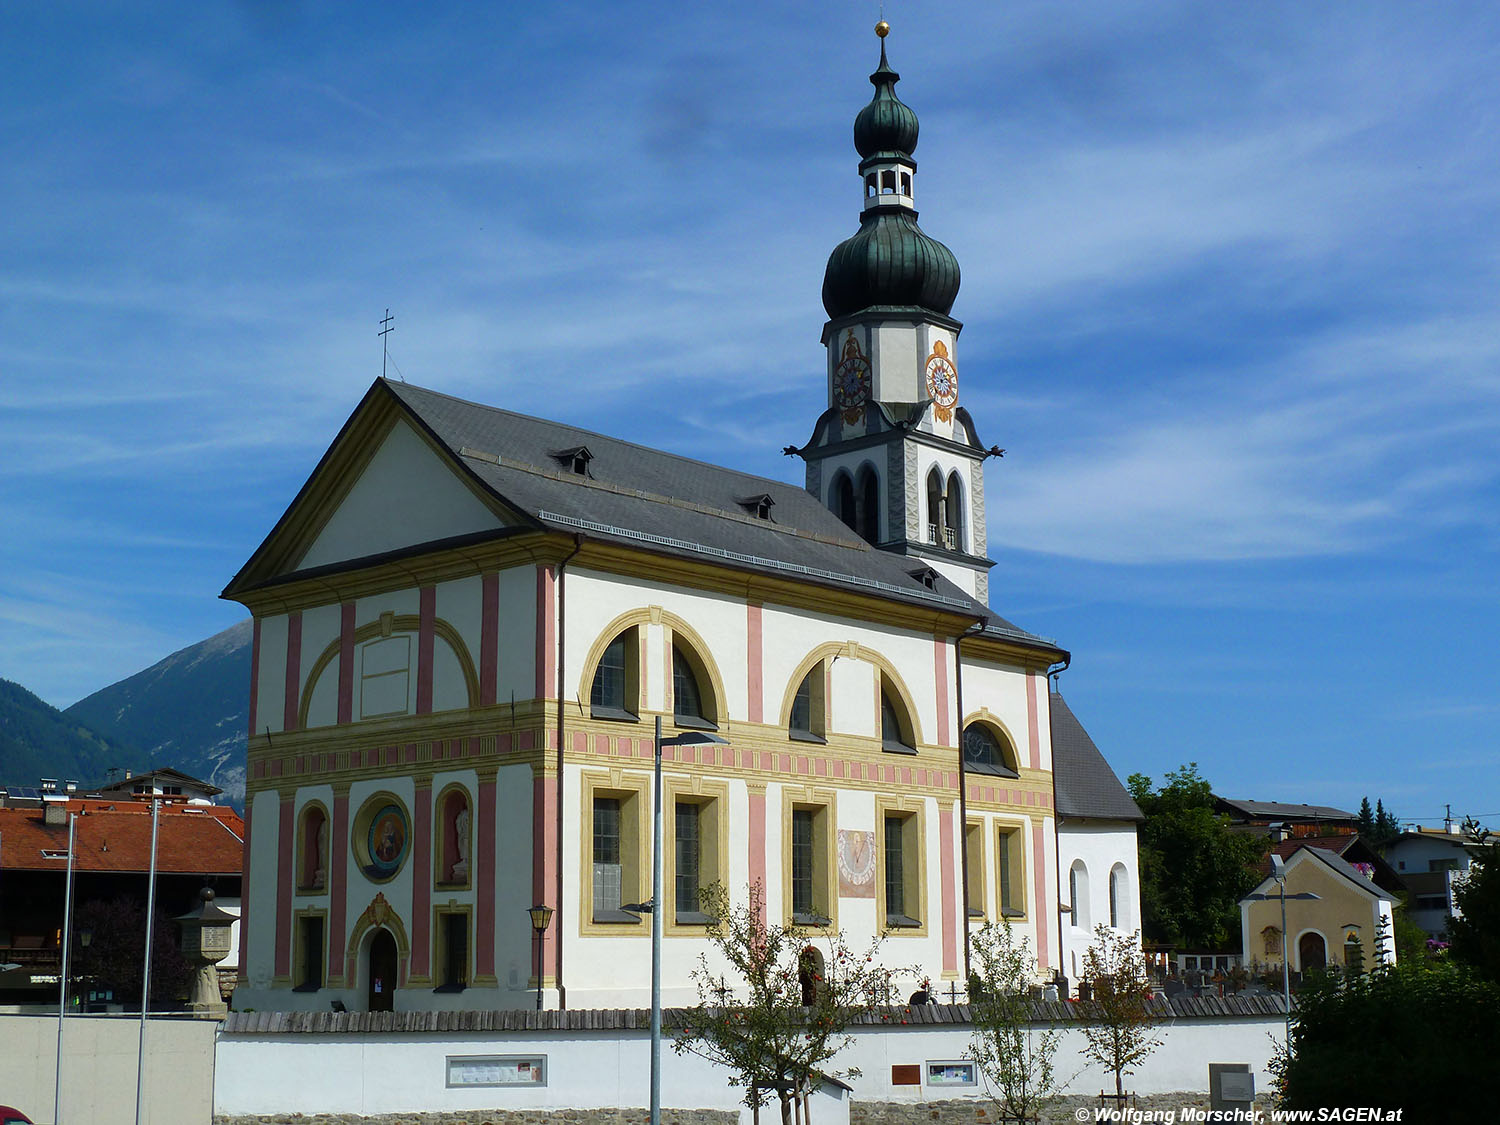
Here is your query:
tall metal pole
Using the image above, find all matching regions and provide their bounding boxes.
[54,813,77,1125]
[1279,881,1291,1047]
[135,799,160,1125]
[650,714,663,1125]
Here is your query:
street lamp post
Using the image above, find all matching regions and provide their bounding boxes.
[624,716,728,1125]
[54,812,77,1125]
[528,903,554,1011]
[1245,853,1320,1047]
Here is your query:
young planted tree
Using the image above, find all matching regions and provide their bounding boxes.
[1079,926,1162,1101]
[671,882,901,1125]
[964,920,1064,1124]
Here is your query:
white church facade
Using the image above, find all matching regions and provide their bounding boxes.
[224,29,1141,1013]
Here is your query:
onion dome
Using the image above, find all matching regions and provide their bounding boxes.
[853,40,919,159]
[822,210,961,319]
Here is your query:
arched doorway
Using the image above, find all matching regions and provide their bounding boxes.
[367,928,398,1012]
[1298,931,1327,974]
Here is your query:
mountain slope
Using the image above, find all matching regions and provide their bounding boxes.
[65,619,252,806]
[0,678,130,788]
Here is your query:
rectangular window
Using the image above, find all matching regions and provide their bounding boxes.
[883,813,919,927]
[676,801,702,922]
[593,796,623,916]
[360,635,411,719]
[792,809,815,917]
[296,915,324,990]
[965,822,984,919]
[438,913,468,990]
[997,827,1025,917]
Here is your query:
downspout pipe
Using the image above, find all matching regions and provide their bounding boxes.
[553,533,584,1008]
[954,616,987,988]
[1046,656,1070,988]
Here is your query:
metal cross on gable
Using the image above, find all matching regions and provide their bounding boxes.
[378,308,395,379]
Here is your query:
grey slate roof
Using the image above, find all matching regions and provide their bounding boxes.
[375,380,1055,650]
[1049,692,1142,822]
[1215,798,1356,822]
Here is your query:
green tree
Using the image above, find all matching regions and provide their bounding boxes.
[671,882,901,1125]
[1356,797,1375,838]
[73,895,194,1008]
[965,921,1064,1123]
[1279,959,1498,1117]
[1447,837,1500,981]
[1126,764,1267,949]
[1078,926,1162,1101]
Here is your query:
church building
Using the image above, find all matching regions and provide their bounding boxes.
[223,26,1141,1013]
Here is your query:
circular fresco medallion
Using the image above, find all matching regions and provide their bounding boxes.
[364,802,409,880]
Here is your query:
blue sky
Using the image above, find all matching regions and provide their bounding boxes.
[3,2,1497,826]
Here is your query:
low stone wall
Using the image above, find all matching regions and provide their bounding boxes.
[853,1094,1278,1123]
[216,1113,736,1125]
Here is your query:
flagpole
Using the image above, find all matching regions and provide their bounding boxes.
[54,813,78,1125]
[135,798,160,1125]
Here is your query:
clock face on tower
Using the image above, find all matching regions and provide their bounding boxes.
[924,340,958,421]
[833,330,871,421]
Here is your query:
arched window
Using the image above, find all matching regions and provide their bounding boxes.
[1069,860,1091,929]
[900,171,912,195]
[880,169,896,194]
[1109,863,1128,929]
[789,664,826,742]
[962,724,1019,777]
[672,642,716,728]
[831,471,857,531]
[945,471,966,553]
[297,804,328,892]
[926,469,944,546]
[438,787,471,886]
[590,628,639,720]
[856,465,880,544]
[865,173,877,198]
[880,676,915,753]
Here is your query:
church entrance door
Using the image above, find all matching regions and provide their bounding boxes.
[1298,931,1327,974]
[367,928,397,1012]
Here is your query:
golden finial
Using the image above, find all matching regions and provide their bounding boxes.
[875,20,890,38]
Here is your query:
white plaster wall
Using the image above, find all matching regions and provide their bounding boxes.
[562,571,748,720]
[436,575,483,682]
[494,762,535,1003]
[959,658,1040,770]
[964,809,1043,971]
[244,788,283,991]
[432,635,468,712]
[214,1014,1286,1118]
[354,586,421,626]
[298,419,507,572]
[303,657,340,728]
[1058,821,1142,982]
[872,322,922,403]
[496,564,537,705]
[256,613,289,735]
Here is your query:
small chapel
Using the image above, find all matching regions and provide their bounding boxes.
[224,25,1142,1013]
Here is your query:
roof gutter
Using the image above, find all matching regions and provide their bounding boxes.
[552,533,584,1007]
[1047,655,1069,988]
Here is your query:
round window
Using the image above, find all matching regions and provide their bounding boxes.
[352,795,410,882]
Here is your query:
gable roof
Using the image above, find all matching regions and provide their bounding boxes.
[0,800,244,875]
[1241,843,1389,905]
[1214,797,1356,823]
[1260,833,1404,894]
[225,379,1061,656]
[94,765,222,797]
[1050,692,1143,822]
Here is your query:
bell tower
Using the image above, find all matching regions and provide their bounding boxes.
[789,23,999,603]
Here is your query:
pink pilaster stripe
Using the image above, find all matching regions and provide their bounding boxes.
[1026,671,1040,770]
[282,612,302,732]
[480,572,499,707]
[476,777,498,978]
[933,638,950,748]
[411,782,433,978]
[237,798,254,975]
[746,603,763,724]
[532,773,558,984]
[327,791,349,979]
[938,804,957,974]
[416,585,436,714]
[337,602,355,725]
[536,565,556,700]
[273,793,294,979]
[1032,820,1051,970]
[748,788,767,927]
[248,619,262,738]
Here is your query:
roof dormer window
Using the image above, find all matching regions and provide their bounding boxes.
[738,493,776,520]
[551,445,594,476]
[908,566,939,590]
